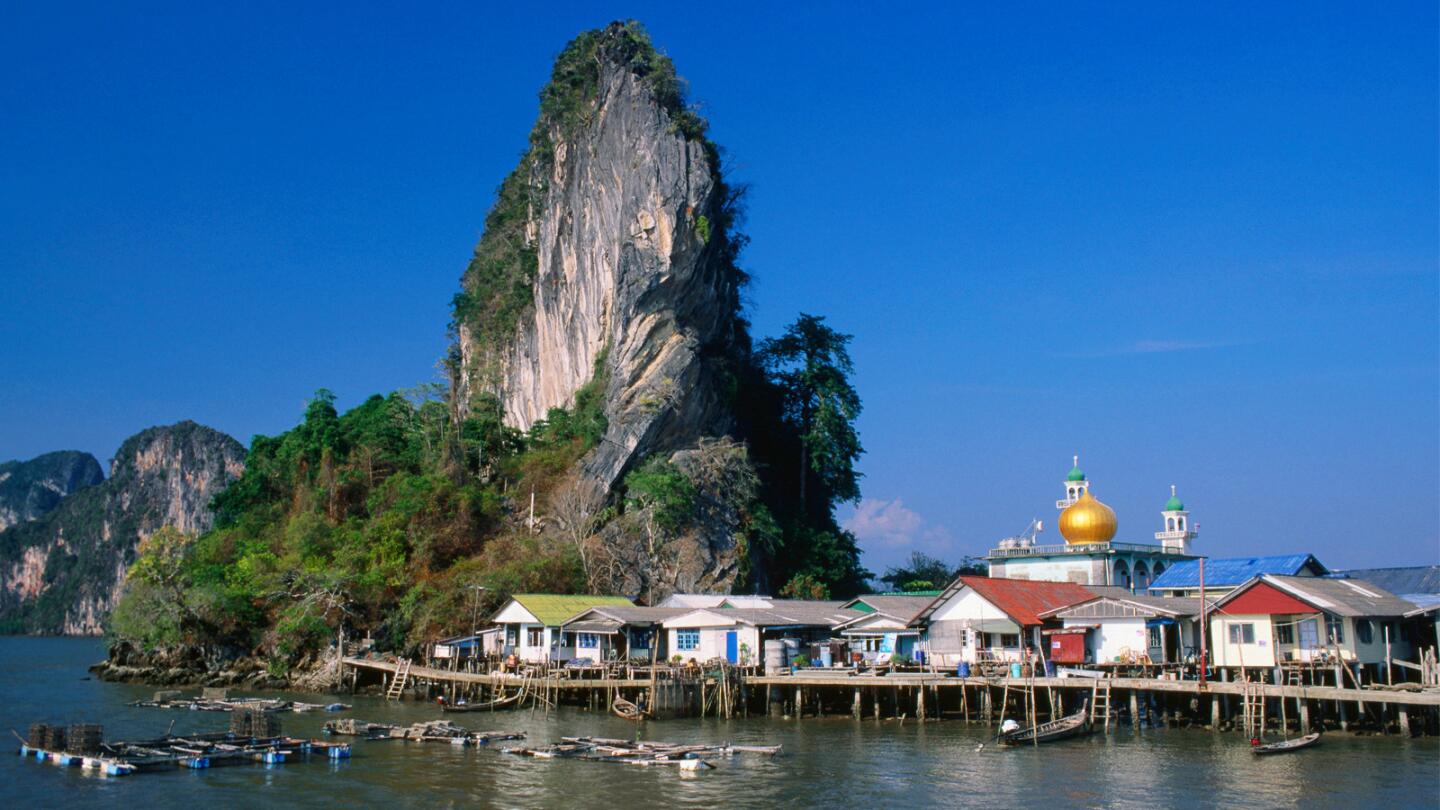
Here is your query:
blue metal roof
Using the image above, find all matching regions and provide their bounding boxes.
[1147,554,1329,591]
[1328,566,1440,596]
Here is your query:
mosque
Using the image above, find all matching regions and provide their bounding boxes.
[986,457,1199,590]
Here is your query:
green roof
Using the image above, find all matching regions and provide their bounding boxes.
[1067,465,1086,482]
[1164,494,1185,512]
[512,594,634,626]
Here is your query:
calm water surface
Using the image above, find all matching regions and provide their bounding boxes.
[3,638,1435,808]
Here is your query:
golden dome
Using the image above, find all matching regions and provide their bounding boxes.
[1059,489,1118,544]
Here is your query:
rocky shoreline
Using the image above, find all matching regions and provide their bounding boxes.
[91,640,340,692]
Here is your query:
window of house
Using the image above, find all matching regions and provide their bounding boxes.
[1147,625,1163,649]
[676,630,700,651]
[1400,622,1414,643]
[1275,623,1294,645]
[505,627,518,647]
[1326,617,1345,645]
[578,633,599,648]
[1355,620,1373,645]
[998,634,1020,648]
[526,627,543,647]
[1228,623,1255,644]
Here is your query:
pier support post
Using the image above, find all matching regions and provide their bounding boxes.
[1398,706,1410,737]
[795,686,803,719]
[768,686,783,718]
[1129,691,1139,729]
[874,688,882,721]
[1334,664,1348,731]
[1299,699,1310,733]
[853,688,862,720]
[917,686,926,721]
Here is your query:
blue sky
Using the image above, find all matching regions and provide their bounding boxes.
[2,2,1436,572]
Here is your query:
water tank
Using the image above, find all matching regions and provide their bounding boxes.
[763,640,787,675]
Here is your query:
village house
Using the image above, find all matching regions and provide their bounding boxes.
[1038,593,1213,666]
[558,605,689,663]
[662,601,862,665]
[1207,574,1417,678]
[491,594,634,663]
[913,576,1095,667]
[833,594,935,664]
[430,629,501,667]
[1146,554,1329,598]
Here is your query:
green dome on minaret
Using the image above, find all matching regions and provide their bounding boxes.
[1066,455,1086,482]
[1164,485,1184,512]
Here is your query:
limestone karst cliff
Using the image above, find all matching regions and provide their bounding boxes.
[453,22,742,494]
[0,422,245,634]
[0,450,104,532]
[450,23,753,599]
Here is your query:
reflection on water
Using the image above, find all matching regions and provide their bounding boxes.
[3,638,1435,808]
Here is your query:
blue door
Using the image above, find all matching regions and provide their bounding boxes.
[725,631,738,663]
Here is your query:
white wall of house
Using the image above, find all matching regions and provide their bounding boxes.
[1063,617,1148,663]
[1209,614,1278,668]
[1214,613,1414,669]
[929,589,1002,623]
[665,625,758,663]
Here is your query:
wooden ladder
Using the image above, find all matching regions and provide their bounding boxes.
[386,659,412,701]
[1089,679,1113,731]
[1240,683,1265,736]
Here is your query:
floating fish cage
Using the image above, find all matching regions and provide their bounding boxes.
[17,714,350,778]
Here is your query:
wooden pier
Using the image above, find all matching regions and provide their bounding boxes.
[343,656,1440,735]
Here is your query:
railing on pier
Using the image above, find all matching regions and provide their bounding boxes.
[987,541,1187,558]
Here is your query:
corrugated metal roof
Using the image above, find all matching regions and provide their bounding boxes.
[842,595,935,623]
[561,606,689,626]
[715,604,865,628]
[1257,575,1417,618]
[1042,594,1216,620]
[505,594,634,627]
[1329,566,1440,596]
[1147,555,1328,591]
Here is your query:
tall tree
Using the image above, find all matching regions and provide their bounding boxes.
[759,314,863,515]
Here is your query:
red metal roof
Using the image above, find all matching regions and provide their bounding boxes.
[1217,580,1318,616]
[959,576,1096,626]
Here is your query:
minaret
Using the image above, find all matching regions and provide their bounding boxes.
[1155,485,1197,554]
[1055,455,1090,509]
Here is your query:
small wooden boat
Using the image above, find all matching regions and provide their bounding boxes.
[612,697,648,721]
[999,709,1092,746]
[1251,732,1321,755]
[440,692,522,713]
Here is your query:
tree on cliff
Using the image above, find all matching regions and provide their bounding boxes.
[742,313,871,598]
[760,314,863,517]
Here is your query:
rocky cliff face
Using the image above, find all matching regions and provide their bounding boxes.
[0,422,245,634]
[0,450,104,532]
[454,23,741,495]
[452,24,750,600]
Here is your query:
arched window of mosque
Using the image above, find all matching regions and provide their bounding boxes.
[1356,620,1373,645]
[1178,518,1185,530]
[1167,518,1175,531]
